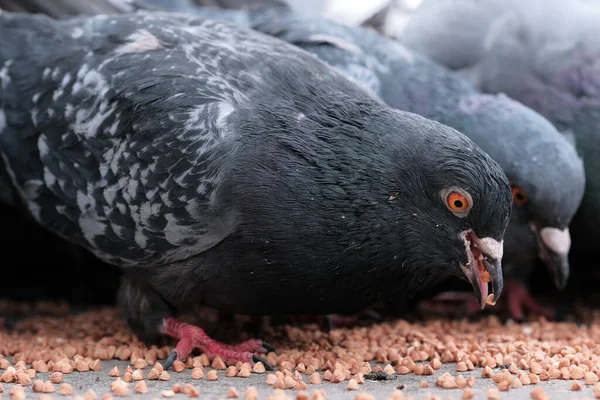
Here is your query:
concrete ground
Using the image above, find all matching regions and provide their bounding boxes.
[1,359,590,399]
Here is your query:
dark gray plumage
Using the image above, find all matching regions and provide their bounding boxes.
[114,3,586,319]
[0,11,511,365]
[401,0,600,278]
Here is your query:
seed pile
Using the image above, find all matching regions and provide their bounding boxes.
[3,304,600,398]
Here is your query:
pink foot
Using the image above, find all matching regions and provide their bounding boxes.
[160,317,274,370]
[504,280,555,320]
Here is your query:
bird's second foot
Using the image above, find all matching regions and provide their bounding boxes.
[160,316,275,370]
[504,279,555,321]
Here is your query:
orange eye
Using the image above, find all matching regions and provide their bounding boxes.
[512,186,528,206]
[447,192,469,211]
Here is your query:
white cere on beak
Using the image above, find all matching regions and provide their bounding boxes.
[477,237,503,260]
[540,227,571,255]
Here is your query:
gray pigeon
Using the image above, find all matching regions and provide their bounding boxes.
[401,0,600,283]
[0,11,512,367]
[100,3,586,319]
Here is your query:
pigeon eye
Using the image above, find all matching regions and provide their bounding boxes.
[447,192,469,211]
[512,186,528,206]
[440,187,473,217]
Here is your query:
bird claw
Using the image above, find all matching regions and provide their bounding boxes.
[261,341,276,354]
[505,280,555,321]
[252,354,274,370]
[164,351,178,371]
[160,317,275,370]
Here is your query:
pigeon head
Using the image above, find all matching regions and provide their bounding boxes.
[390,116,512,307]
[234,90,512,309]
[454,93,585,290]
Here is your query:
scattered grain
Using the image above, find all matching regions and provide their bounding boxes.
[345,378,358,390]
[253,362,266,373]
[228,387,240,398]
[462,388,474,400]
[530,386,548,400]
[486,388,500,399]
[206,370,219,381]
[58,383,74,396]
[133,381,148,394]
[245,386,259,400]
[309,373,321,385]
[191,367,204,379]
[159,371,171,381]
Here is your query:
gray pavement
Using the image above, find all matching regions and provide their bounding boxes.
[0,359,590,399]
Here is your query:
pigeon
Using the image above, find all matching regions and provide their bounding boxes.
[103,3,586,319]
[401,0,600,285]
[0,11,512,367]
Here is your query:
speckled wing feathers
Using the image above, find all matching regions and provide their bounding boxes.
[0,12,302,267]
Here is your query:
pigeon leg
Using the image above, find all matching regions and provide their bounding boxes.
[504,280,555,321]
[160,316,274,370]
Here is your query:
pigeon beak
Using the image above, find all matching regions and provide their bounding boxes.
[460,230,504,309]
[531,225,571,290]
